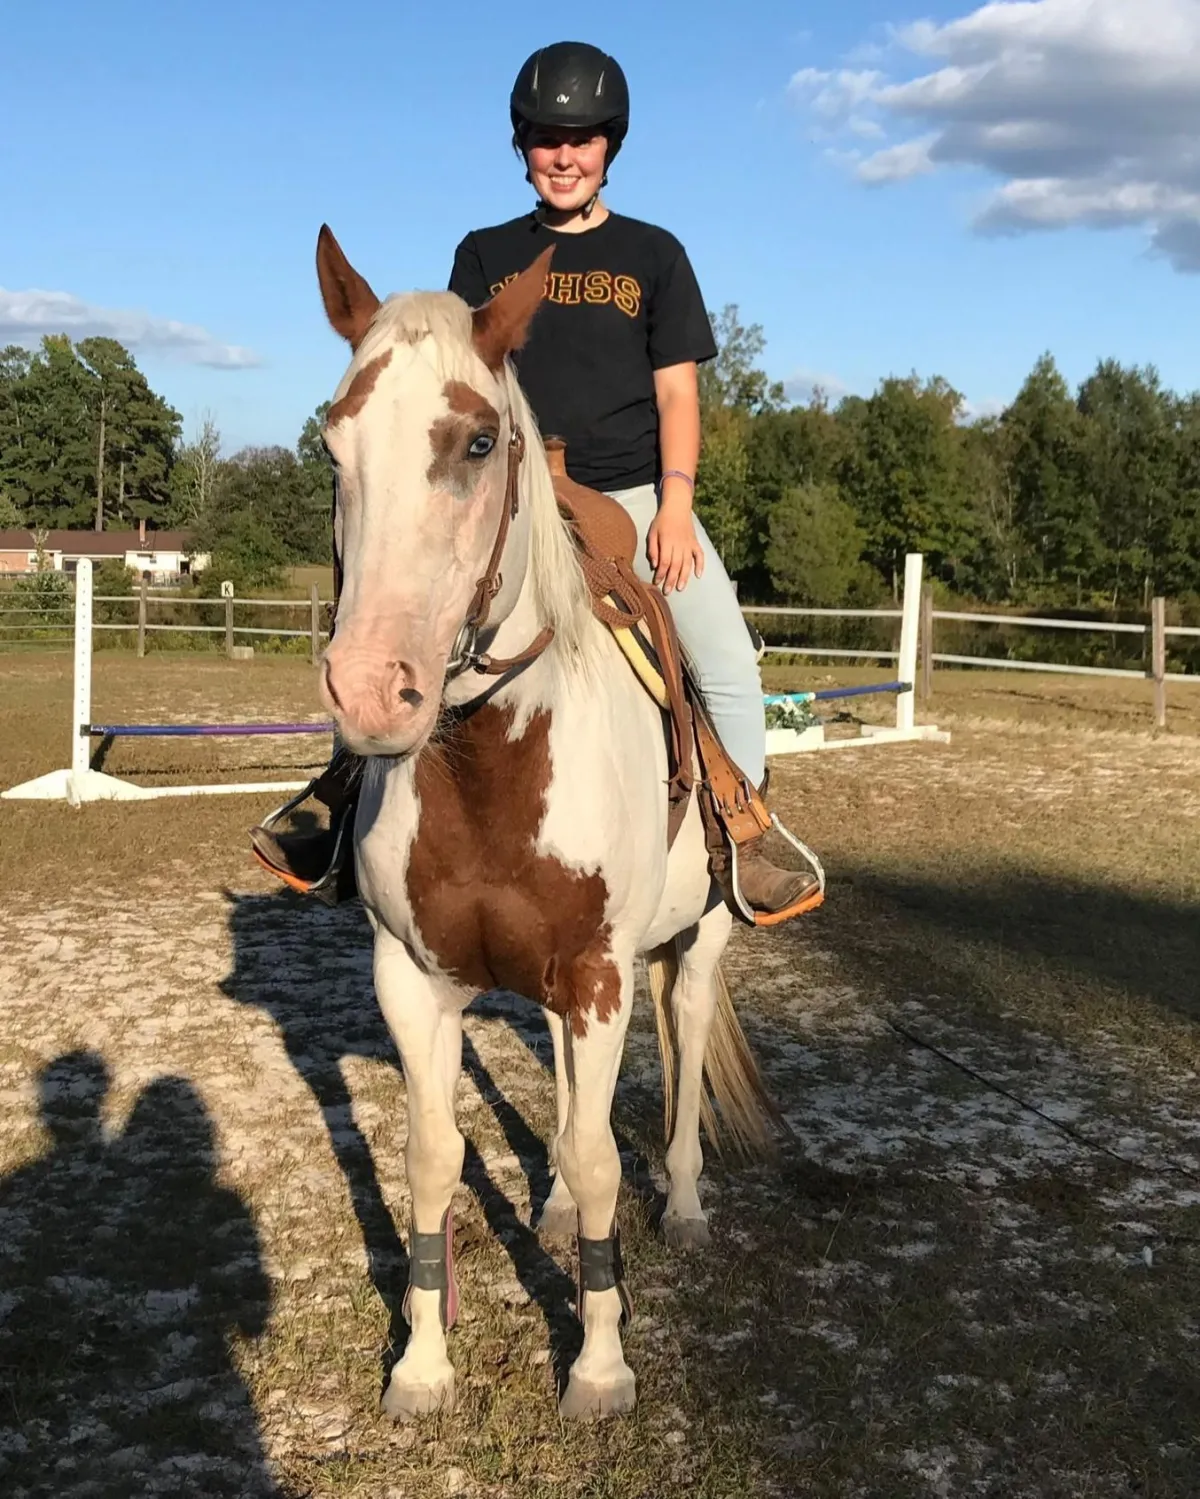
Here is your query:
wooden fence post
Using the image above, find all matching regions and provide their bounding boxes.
[1151,596,1166,730]
[310,583,321,666]
[919,584,934,701]
[225,592,234,660]
[137,577,147,659]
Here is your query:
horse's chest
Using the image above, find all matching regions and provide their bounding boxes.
[402,705,619,1031]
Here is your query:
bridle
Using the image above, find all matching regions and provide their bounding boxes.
[443,424,556,682]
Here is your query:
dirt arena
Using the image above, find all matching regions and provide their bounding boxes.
[1,652,1197,1497]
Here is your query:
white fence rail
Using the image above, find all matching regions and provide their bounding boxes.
[749,586,1198,729]
[0,579,333,660]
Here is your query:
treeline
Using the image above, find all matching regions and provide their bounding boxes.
[0,337,332,589]
[696,309,1200,614]
[5,316,1200,614]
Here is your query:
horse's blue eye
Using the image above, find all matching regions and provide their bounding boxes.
[468,433,496,459]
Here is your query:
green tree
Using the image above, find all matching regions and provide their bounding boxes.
[170,414,223,526]
[1076,359,1177,609]
[200,510,288,591]
[836,375,968,596]
[0,489,24,528]
[698,306,785,418]
[199,445,330,571]
[951,416,1019,601]
[76,337,181,531]
[695,408,752,577]
[6,338,96,527]
[766,482,870,605]
[1001,354,1093,603]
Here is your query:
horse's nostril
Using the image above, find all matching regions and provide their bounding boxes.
[398,686,424,710]
[322,657,344,711]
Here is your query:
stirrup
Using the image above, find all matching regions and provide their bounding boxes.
[251,781,353,901]
[729,814,827,929]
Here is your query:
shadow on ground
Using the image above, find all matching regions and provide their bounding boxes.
[0,1053,287,1498]
[823,863,1200,1030]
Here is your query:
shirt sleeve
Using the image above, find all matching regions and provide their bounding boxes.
[448,234,490,307]
[647,245,718,370]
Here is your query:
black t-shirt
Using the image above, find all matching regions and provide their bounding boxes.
[449,212,717,491]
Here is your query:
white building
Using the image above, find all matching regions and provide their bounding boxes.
[0,521,209,582]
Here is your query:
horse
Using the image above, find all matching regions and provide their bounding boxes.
[312,225,776,1421]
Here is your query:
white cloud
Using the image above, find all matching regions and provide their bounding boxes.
[0,288,261,368]
[789,0,1200,272]
[857,135,938,184]
[782,368,852,406]
[959,395,1008,423]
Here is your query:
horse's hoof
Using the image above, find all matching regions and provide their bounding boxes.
[535,1200,578,1244]
[559,1370,637,1421]
[380,1370,456,1422]
[662,1213,710,1251]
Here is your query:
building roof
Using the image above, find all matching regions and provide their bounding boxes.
[0,529,199,556]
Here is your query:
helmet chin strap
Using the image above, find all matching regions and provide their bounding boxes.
[526,158,609,222]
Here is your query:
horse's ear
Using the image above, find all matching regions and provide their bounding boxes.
[316,224,381,350]
[472,246,554,371]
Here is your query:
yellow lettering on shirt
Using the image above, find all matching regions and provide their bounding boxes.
[583,270,613,305]
[485,268,642,319]
[547,271,583,305]
[613,275,641,318]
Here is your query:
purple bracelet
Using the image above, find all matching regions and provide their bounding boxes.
[658,470,695,493]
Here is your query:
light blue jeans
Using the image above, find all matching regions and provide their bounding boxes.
[608,484,766,786]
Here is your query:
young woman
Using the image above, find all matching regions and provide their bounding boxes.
[257,41,817,916]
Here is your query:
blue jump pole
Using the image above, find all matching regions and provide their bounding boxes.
[763,680,912,707]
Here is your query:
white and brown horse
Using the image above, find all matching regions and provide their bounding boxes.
[313,226,775,1421]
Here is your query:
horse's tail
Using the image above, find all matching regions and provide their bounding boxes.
[646,940,783,1162]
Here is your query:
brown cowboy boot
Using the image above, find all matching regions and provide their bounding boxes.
[250,749,362,904]
[701,764,824,923]
[734,832,821,915]
[735,770,823,916]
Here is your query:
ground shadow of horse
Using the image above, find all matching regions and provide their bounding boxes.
[219,889,667,1389]
[0,1052,288,1498]
[825,864,1200,1030]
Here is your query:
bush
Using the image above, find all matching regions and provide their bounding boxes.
[766,483,876,608]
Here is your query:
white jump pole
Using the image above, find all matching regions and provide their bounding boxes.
[3,558,312,804]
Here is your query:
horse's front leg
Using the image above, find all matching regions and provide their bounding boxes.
[373,931,464,1421]
[555,958,638,1421]
[534,1007,579,1242]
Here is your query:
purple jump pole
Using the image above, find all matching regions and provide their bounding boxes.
[84,723,334,738]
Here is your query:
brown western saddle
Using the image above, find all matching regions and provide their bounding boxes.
[252,438,824,926]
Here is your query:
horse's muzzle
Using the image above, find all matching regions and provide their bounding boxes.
[320,640,433,756]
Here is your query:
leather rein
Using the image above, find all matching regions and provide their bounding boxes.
[443,424,556,682]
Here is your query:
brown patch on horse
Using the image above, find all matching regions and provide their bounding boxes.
[445,380,499,426]
[471,246,555,371]
[327,348,393,427]
[427,380,501,497]
[407,704,619,1036]
[316,224,381,350]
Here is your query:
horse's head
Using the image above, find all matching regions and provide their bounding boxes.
[314,225,554,757]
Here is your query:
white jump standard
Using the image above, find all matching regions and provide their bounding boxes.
[756,553,948,755]
[2,559,323,805]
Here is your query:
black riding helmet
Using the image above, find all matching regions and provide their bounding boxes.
[510,42,630,164]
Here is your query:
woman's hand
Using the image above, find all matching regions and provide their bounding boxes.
[647,494,706,596]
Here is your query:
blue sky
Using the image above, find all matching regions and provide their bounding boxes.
[6,0,1199,451]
